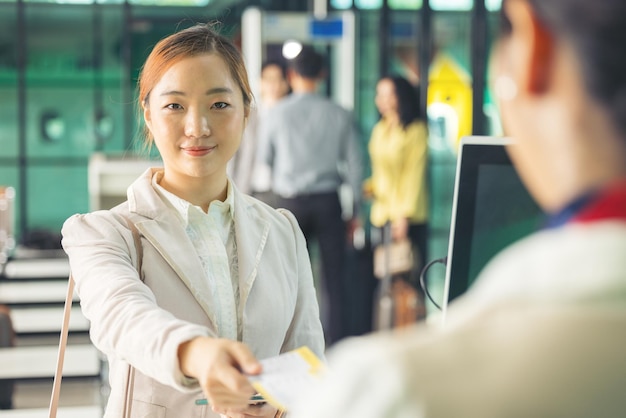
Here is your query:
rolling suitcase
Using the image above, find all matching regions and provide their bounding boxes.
[372,223,422,331]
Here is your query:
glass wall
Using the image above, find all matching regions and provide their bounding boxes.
[2,1,504,321]
[330,0,497,312]
[485,3,504,135]
[0,1,20,233]
[0,6,17,158]
[425,7,473,308]
[98,5,127,152]
[353,3,477,309]
[0,1,235,242]
[25,5,95,159]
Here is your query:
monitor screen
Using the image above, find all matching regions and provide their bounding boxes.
[442,137,545,313]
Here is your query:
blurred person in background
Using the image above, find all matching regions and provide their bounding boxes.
[291,0,626,416]
[228,59,290,207]
[363,75,429,323]
[256,45,364,345]
[62,23,324,418]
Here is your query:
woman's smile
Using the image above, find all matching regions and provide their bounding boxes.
[181,145,217,157]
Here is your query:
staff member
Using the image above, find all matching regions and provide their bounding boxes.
[291,0,626,416]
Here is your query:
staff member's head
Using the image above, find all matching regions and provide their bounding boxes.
[492,0,626,211]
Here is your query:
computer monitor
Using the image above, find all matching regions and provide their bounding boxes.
[441,136,545,317]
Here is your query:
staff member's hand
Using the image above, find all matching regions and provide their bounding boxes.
[216,402,279,418]
[178,337,262,413]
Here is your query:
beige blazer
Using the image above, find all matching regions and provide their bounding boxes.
[62,168,325,418]
[291,221,626,418]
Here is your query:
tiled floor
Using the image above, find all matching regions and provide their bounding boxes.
[0,378,102,417]
[0,406,102,418]
[2,331,101,413]
[12,378,102,410]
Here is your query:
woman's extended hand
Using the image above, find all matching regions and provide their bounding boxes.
[178,337,262,412]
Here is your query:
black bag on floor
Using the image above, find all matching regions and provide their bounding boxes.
[0,305,14,409]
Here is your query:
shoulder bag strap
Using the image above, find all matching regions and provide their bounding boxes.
[48,271,75,418]
[49,215,143,418]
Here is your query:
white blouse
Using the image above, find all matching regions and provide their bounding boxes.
[152,173,241,341]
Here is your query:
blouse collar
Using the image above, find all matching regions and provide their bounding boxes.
[151,170,235,226]
[545,179,626,228]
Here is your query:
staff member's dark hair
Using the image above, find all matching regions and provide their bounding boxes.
[290,45,325,79]
[499,0,626,138]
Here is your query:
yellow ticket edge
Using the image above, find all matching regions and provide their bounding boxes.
[251,346,325,412]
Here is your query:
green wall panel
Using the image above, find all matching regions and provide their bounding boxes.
[0,3,18,159]
[0,165,20,243]
[0,87,18,158]
[26,165,89,234]
[26,87,96,158]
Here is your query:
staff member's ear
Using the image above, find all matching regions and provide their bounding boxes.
[494,0,567,212]
[504,0,555,97]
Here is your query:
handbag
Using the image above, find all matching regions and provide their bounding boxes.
[373,238,414,280]
[49,215,143,418]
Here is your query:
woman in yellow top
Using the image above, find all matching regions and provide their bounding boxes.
[364,75,429,318]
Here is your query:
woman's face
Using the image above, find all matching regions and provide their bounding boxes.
[260,64,289,105]
[375,78,398,119]
[144,53,247,184]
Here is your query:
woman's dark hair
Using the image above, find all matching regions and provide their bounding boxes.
[137,22,252,146]
[499,0,626,137]
[382,75,422,128]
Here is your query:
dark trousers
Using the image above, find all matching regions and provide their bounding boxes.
[0,306,14,409]
[276,191,347,345]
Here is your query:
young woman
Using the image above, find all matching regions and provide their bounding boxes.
[62,24,324,418]
[364,75,429,322]
[292,0,626,416]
